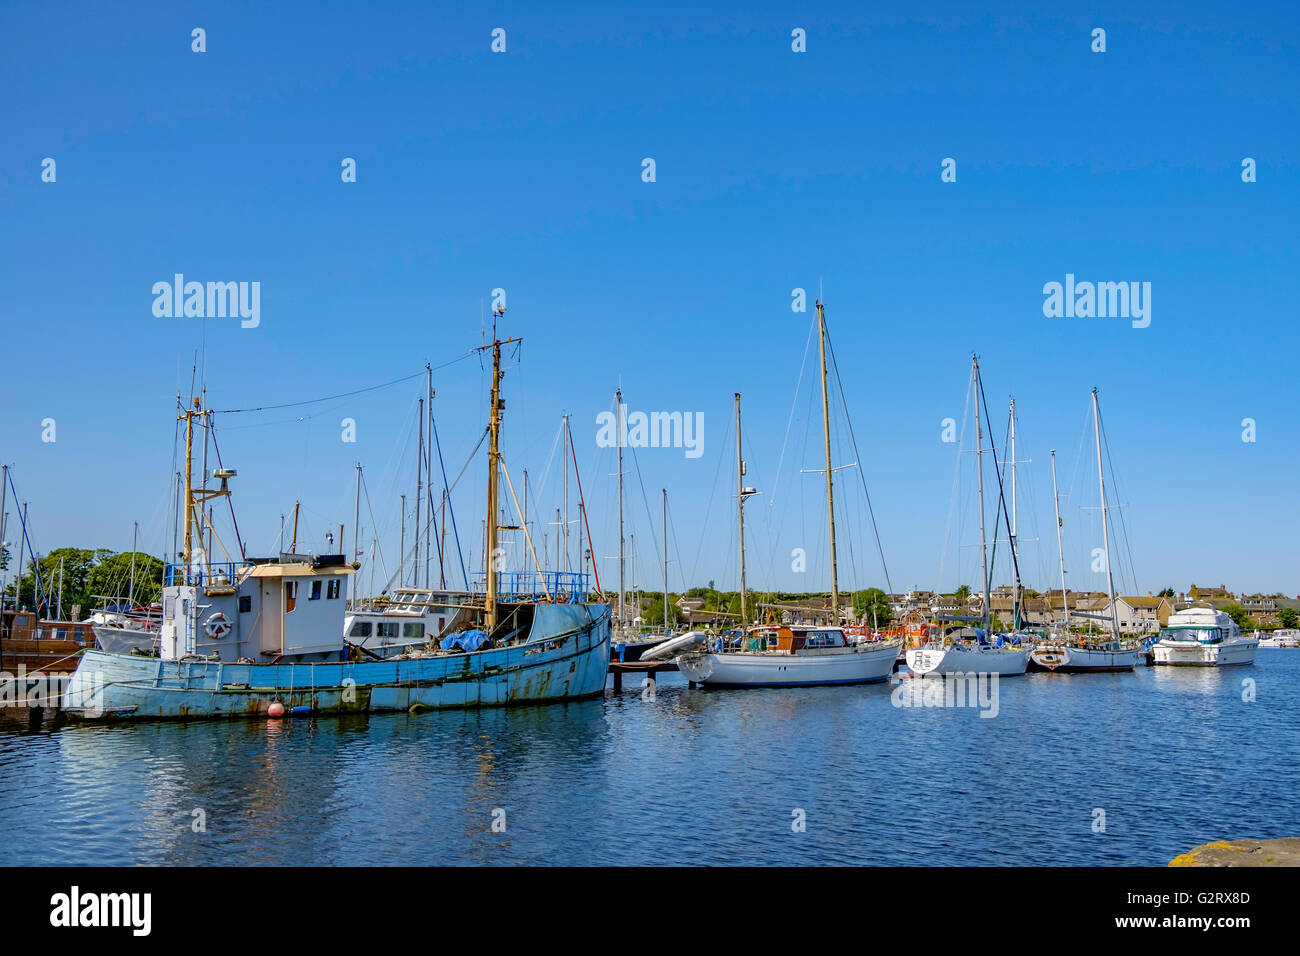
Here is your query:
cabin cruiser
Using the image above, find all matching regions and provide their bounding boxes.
[1152,606,1258,666]
[87,604,162,655]
[344,587,470,658]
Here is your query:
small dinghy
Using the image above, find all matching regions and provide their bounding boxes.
[641,631,707,661]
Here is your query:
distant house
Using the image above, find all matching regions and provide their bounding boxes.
[1188,584,1233,601]
[1107,596,1171,633]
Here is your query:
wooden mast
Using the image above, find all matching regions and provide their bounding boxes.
[480,307,518,633]
[816,302,839,625]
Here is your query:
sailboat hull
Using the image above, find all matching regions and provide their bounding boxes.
[677,642,900,687]
[905,645,1029,676]
[61,604,611,721]
[1028,644,1137,672]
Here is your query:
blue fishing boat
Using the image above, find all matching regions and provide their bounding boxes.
[62,317,611,721]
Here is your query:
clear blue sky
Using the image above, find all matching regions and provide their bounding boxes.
[1,1,1297,600]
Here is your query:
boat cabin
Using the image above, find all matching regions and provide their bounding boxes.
[1160,606,1239,645]
[160,554,355,662]
[744,626,848,653]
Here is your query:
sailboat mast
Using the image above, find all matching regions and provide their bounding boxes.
[662,488,669,634]
[182,400,195,563]
[127,521,138,608]
[1009,397,1020,627]
[973,356,990,632]
[399,494,406,586]
[415,395,424,587]
[1051,449,1069,626]
[562,414,569,574]
[735,392,747,627]
[1092,388,1118,640]
[616,388,625,630]
[426,367,434,588]
[816,302,839,624]
[352,463,361,567]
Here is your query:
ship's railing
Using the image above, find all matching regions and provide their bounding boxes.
[165,561,240,587]
[472,571,594,604]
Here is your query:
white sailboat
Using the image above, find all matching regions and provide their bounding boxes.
[1029,388,1138,672]
[1153,606,1258,666]
[906,356,1029,677]
[676,302,901,687]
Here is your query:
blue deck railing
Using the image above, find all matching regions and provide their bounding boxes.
[165,561,239,587]
[472,570,594,604]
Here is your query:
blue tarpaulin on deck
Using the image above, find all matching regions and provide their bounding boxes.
[440,629,490,652]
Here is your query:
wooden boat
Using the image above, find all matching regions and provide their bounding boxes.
[63,317,611,720]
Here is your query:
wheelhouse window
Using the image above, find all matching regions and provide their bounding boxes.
[377,622,399,638]
[239,595,252,613]
[327,579,341,599]
[403,623,425,639]
[285,581,298,613]
[309,580,322,600]
[349,621,372,638]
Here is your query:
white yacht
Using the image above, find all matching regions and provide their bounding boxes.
[1152,607,1258,667]
[1258,628,1300,648]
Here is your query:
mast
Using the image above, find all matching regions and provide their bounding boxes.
[735,392,748,627]
[616,388,625,631]
[426,366,434,588]
[182,399,196,562]
[127,521,138,608]
[1092,388,1118,641]
[816,302,839,624]
[480,307,517,633]
[352,463,361,568]
[1051,449,1069,628]
[1009,397,1020,628]
[290,501,300,553]
[399,494,406,586]
[973,356,990,632]
[662,488,669,634]
[562,414,569,574]
[0,464,8,608]
[415,395,424,587]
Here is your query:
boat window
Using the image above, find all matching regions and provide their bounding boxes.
[349,621,372,638]
[378,622,400,638]
[327,579,341,599]
[309,580,322,600]
[403,623,424,638]
[285,581,297,613]
[239,595,252,613]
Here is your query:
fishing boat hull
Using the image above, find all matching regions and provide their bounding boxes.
[1151,637,1258,667]
[61,604,611,721]
[1028,644,1137,672]
[677,642,900,687]
[905,644,1029,676]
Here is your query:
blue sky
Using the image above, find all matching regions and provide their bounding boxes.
[1,1,1297,600]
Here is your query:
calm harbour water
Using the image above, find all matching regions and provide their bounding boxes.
[1,651,1297,866]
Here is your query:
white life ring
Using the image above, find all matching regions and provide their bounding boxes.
[204,611,234,640]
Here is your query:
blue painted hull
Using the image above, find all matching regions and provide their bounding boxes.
[63,604,610,721]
